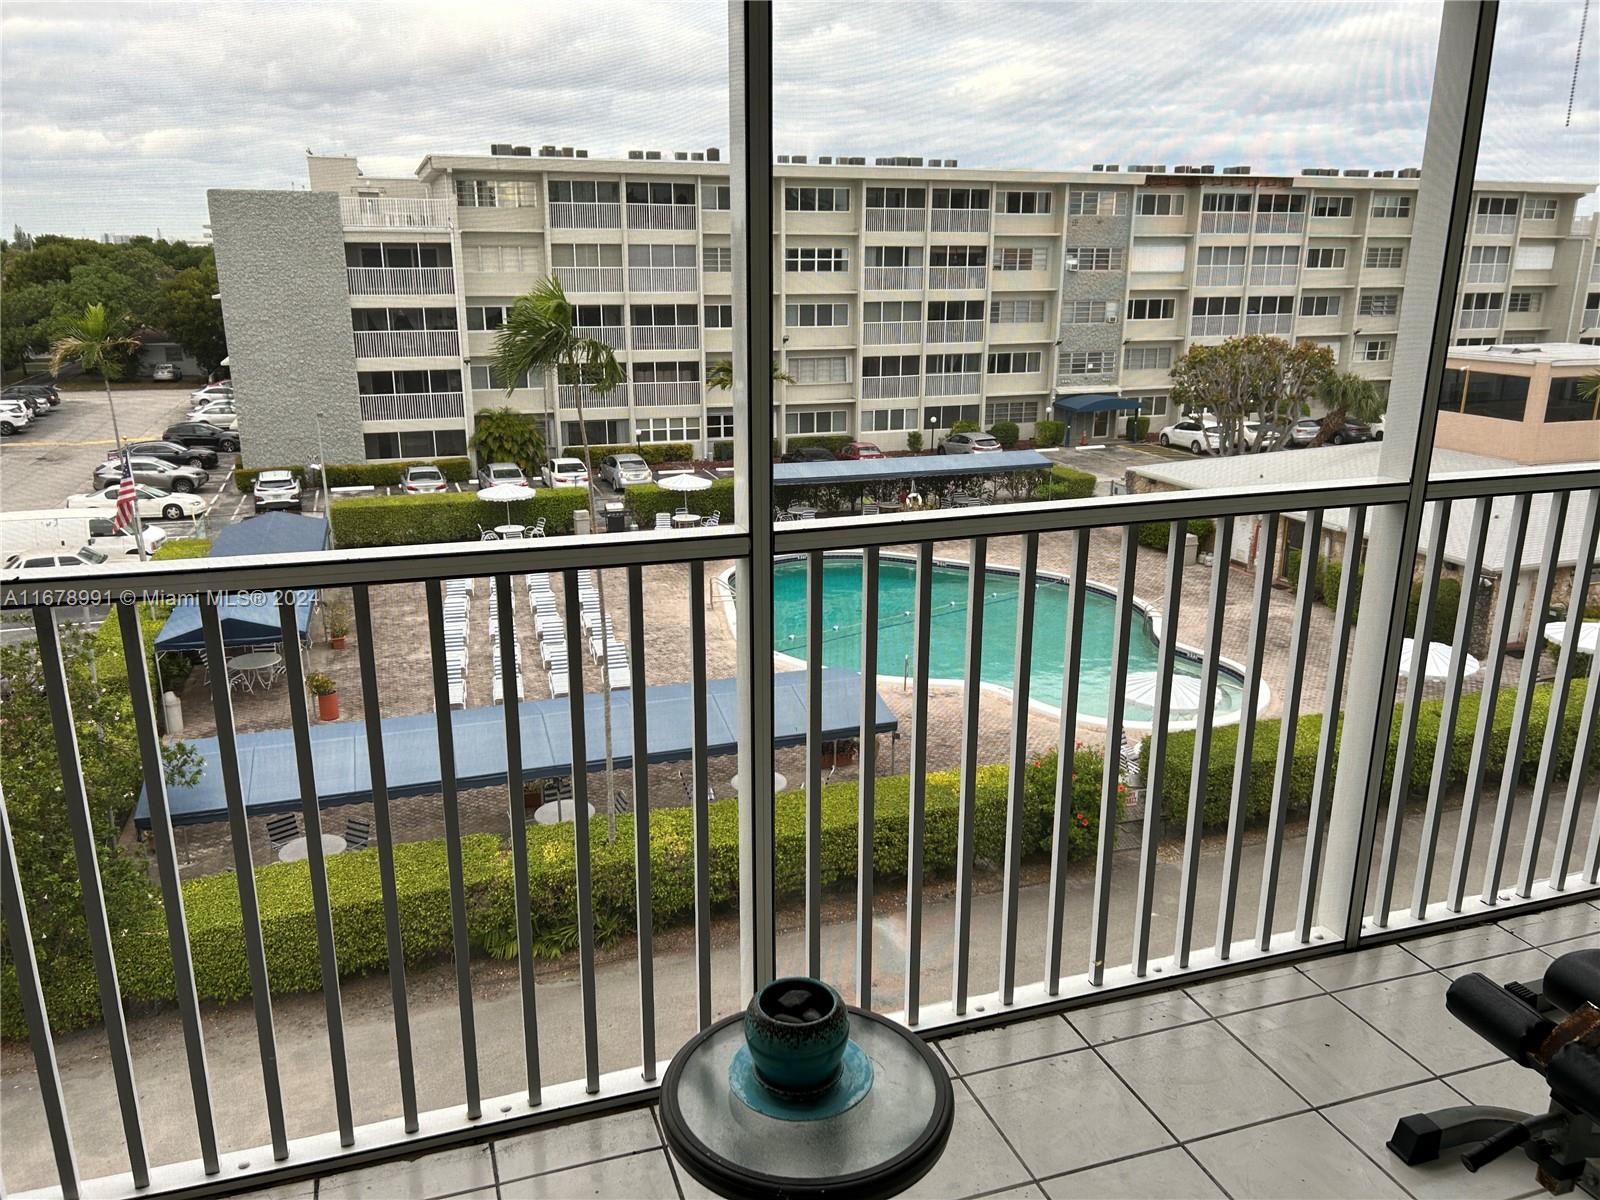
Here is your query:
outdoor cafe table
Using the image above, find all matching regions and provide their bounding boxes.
[671,511,703,529]
[277,833,347,863]
[494,523,528,539]
[534,799,597,825]
[229,650,282,690]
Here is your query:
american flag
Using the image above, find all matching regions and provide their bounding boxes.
[112,450,137,534]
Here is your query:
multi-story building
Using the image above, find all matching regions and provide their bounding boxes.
[209,149,1599,465]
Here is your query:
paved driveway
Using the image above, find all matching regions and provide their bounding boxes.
[1038,440,1191,493]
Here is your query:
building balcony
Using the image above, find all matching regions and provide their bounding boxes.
[1581,306,1600,330]
[346,267,456,296]
[990,268,1051,290]
[864,266,923,291]
[555,266,625,294]
[628,267,698,293]
[927,266,987,290]
[1190,315,1242,337]
[352,329,460,358]
[1248,266,1299,287]
[573,325,626,350]
[549,201,623,229]
[861,374,919,398]
[1254,212,1306,234]
[1243,313,1294,335]
[626,203,696,231]
[925,319,983,344]
[1198,212,1252,234]
[1472,213,1518,235]
[632,381,703,406]
[357,391,466,421]
[924,371,980,396]
[1464,266,1509,285]
[629,326,699,351]
[863,321,921,346]
[1193,267,1245,287]
[558,382,629,408]
[864,208,924,232]
[339,196,453,231]
[930,209,991,233]
[1458,309,1504,330]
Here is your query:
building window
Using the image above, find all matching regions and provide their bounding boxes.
[1454,337,1496,346]
[1454,369,1528,420]
[1063,246,1125,271]
[1061,300,1118,324]
[785,186,850,212]
[1136,393,1170,416]
[363,368,463,394]
[1135,192,1185,216]
[1371,194,1412,219]
[1506,292,1541,313]
[469,364,532,390]
[932,187,991,210]
[999,189,1052,214]
[1545,375,1600,422]
[1306,247,1347,269]
[1461,292,1504,312]
[630,302,697,329]
[704,303,733,328]
[994,245,1047,271]
[1300,294,1341,317]
[1358,338,1392,361]
[1257,193,1305,213]
[785,246,849,272]
[455,179,534,208]
[1466,244,1511,283]
[927,299,983,322]
[924,404,979,427]
[866,245,922,267]
[865,300,920,323]
[1060,350,1113,374]
[789,354,850,384]
[929,245,987,267]
[1364,245,1405,270]
[926,352,981,374]
[1067,189,1128,216]
[1201,191,1252,212]
[863,354,919,378]
[1359,292,1400,317]
[985,400,1038,424]
[701,184,730,210]
[466,304,508,330]
[990,299,1045,324]
[466,243,528,272]
[548,180,620,204]
[1127,297,1176,321]
[703,245,732,272]
[625,181,695,207]
[706,410,735,439]
[552,243,621,268]
[636,416,701,443]
[986,350,1042,374]
[784,409,849,435]
[1498,332,1539,344]
[861,407,916,431]
[865,186,926,209]
[1123,345,1173,371]
[631,360,700,385]
[1477,195,1519,216]
[785,302,849,327]
[1312,195,1354,218]
[1523,196,1557,220]
[1194,244,1246,284]
[365,428,469,460]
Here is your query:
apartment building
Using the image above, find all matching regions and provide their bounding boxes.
[208,149,1599,466]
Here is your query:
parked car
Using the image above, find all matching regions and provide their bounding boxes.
[151,362,182,382]
[941,431,1002,454]
[252,470,303,512]
[3,547,113,572]
[66,484,206,521]
[478,461,530,488]
[400,464,448,494]
[112,439,218,469]
[540,458,589,488]
[4,391,51,419]
[4,384,61,407]
[1329,418,1376,445]
[186,401,238,429]
[1159,418,1221,454]
[163,421,240,452]
[780,446,835,463]
[1284,416,1374,448]
[599,453,653,488]
[93,456,210,493]
[838,441,886,460]
[189,382,233,403]
[0,400,32,436]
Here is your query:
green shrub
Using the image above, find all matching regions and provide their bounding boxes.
[330,490,589,547]
[1033,419,1064,448]
[989,420,1020,449]
[1409,575,1462,644]
[713,440,734,462]
[1136,519,1214,552]
[560,443,693,467]
[950,420,980,435]
[1129,415,1151,441]
[1030,464,1096,503]
[905,431,923,453]
[233,459,470,492]
[153,538,212,561]
[1285,549,1329,603]
[622,478,735,526]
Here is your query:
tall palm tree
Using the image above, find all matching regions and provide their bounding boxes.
[51,304,147,559]
[1309,369,1386,448]
[494,277,626,837]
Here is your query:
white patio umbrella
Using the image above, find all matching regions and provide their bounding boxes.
[1125,670,1219,714]
[658,471,713,513]
[1544,620,1599,657]
[1399,637,1483,684]
[478,481,537,525]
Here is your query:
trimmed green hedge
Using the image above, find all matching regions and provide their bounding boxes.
[1031,464,1097,502]
[1034,419,1065,448]
[1137,519,1215,552]
[6,753,1112,1036]
[623,478,736,525]
[1144,679,1590,831]
[560,443,693,467]
[1129,415,1151,441]
[153,538,212,561]
[713,440,734,462]
[989,421,1020,449]
[329,490,589,547]
[233,459,471,491]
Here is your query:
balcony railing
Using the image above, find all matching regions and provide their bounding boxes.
[1582,306,1600,329]
[628,267,698,292]
[1473,213,1518,235]
[357,391,465,421]
[927,266,986,290]
[573,325,626,350]
[1465,264,1509,284]
[930,209,991,233]
[554,266,624,293]
[925,319,983,343]
[1199,212,1252,234]
[1254,212,1306,234]
[865,208,925,232]
[861,374,919,398]
[339,196,453,230]
[1190,314,1242,336]
[923,371,980,396]
[1193,265,1245,287]
[346,267,456,296]
[632,381,703,406]
[352,329,460,358]
[864,266,922,290]
[626,203,696,230]
[629,326,700,350]
[1459,308,1503,329]
[863,321,921,345]
[549,201,622,229]
[558,382,629,408]
[1243,313,1294,335]
[1248,265,1299,286]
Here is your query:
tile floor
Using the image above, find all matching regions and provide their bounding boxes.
[239,904,1597,1199]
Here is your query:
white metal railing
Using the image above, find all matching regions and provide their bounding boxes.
[1473,213,1518,235]
[555,266,624,293]
[1243,314,1294,335]
[352,329,461,358]
[1248,265,1299,286]
[1199,212,1252,234]
[864,266,922,290]
[626,203,696,230]
[628,267,698,292]
[346,267,456,296]
[1459,308,1502,330]
[861,374,918,398]
[923,371,980,396]
[865,208,924,231]
[930,209,990,233]
[632,381,703,406]
[927,266,986,290]
[1190,314,1242,336]
[863,321,920,345]
[549,201,622,229]
[629,326,699,350]
[925,319,983,343]
[1582,306,1600,329]
[1465,263,1509,284]
[339,196,453,230]
[558,383,629,408]
[356,391,467,421]
[574,325,626,350]
[1254,213,1306,234]
[1591,260,1600,284]
[1193,265,1245,287]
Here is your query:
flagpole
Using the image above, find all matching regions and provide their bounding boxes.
[103,376,149,563]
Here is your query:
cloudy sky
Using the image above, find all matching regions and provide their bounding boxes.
[2,0,1595,241]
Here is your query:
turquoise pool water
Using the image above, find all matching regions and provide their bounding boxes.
[770,555,1245,724]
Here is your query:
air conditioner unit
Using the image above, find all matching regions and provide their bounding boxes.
[539,145,558,157]
[706,147,721,161]
[944,158,957,167]
[818,155,832,164]
[1343,168,1370,177]
[1103,164,1120,172]
[1398,167,1421,178]
[691,152,705,161]
[792,154,807,163]
[490,143,514,155]
[674,151,689,161]
[644,150,661,160]
[575,149,588,158]
[1222,165,1251,174]
[561,147,575,157]
[513,146,531,156]
[1374,169,1394,177]
[778,154,791,164]
[628,150,644,160]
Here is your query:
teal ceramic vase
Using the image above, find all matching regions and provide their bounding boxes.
[743,977,849,1098]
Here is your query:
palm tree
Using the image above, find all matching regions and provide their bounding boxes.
[706,356,796,391]
[51,304,148,559]
[494,277,626,837]
[1309,370,1387,448]
[1576,372,1600,421]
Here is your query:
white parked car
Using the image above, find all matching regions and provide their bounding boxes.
[1159,418,1221,455]
[599,453,652,488]
[542,457,590,488]
[941,431,1003,454]
[190,383,233,403]
[0,400,33,435]
[4,546,113,571]
[186,401,238,429]
[66,484,206,521]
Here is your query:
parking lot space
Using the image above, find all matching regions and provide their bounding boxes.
[1037,440,1191,493]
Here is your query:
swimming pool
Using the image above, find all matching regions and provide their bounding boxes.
[765,553,1249,727]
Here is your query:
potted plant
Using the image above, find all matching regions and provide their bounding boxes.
[306,672,339,721]
[324,602,352,650]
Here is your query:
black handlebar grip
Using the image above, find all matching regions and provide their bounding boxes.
[1445,974,1553,1065]
[1542,949,1600,1015]
[1460,1121,1532,1173]
[1546,1040,1600,1117]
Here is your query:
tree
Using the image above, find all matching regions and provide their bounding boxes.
[1309,370,1387,447]
[1170,335,1334,454]
[494,276,626,838]
[706,356,796,390]
[156,260,228,371]
[470,406,547,476]
[1576,372,1600,421]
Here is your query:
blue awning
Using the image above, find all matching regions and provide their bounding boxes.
[135,668,898,827]
[773,449,1051,487]
[1051,393,1141,414]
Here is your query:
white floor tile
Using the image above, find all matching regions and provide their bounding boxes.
[1445,1058,1555,1116]
[1407,925,1529,968]
[1296,943,1430,991]
[1222,994,1428,1105]
[1182,964,1322,1016]
[903,1082,1032,1200]
[317,1145,496,1200]
[938,1015,1085,1075]
[1338,971,1502,1074]
[1495,904,1599,947]
[494,1108,660,1183]
[1438,946,1553,984]
[498,1148,676,1199]
[1041,1147,1223,1199]
[1188,1112,1408,1199]
[1065,990,1210,1046]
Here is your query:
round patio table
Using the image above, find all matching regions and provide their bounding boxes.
[277,833,347,863]
[660,1006,954,1200]
[533,799,596,825]
[671,511,703,529]
[728,771,789,795]
[494,524,527,539]
[229,650,282,691]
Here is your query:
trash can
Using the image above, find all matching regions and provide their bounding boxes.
[604,501,627,534]
[573,509,592,537]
